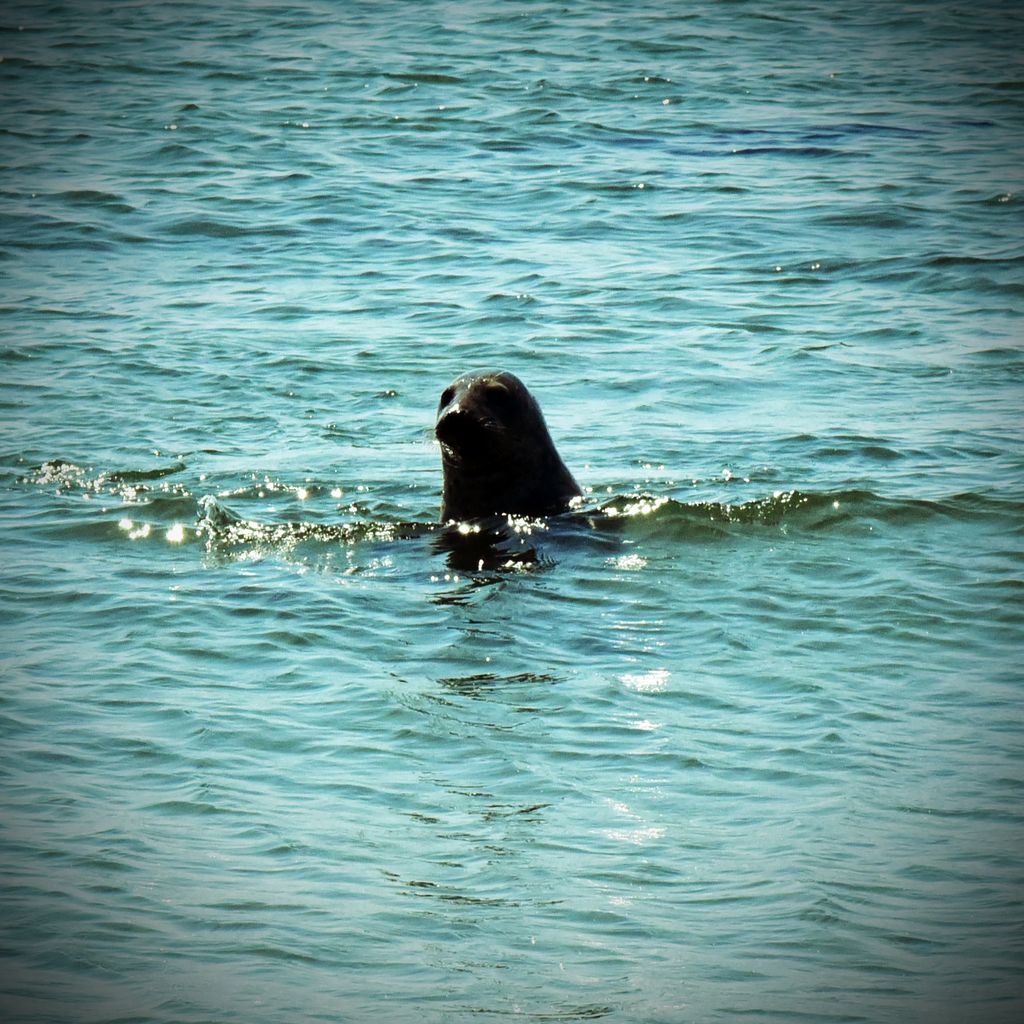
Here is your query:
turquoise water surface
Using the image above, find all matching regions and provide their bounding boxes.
[2,1,1023,1021]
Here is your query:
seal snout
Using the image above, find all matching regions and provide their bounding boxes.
[435,405,487,460]
[435,376,509,462]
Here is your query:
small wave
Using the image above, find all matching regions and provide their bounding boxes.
[608,489,1023,537]
[923,252,1024,268]
[161,218,299,239]
[976,192,1017,206]
[0,346,34,362]
[732,145,841,157]
[563,179,657,195]
[23,459,187,496]
[196,495,433,552]
[56,188,136,213]
[107,463,186,483]
[829,121,930,138]
[814,209,915,229]
[596,491,823,539]
[383,71,464,85]
[152,141,204,159]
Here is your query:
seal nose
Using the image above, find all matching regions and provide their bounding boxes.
[436,405,493,464]
[435,405,470,445]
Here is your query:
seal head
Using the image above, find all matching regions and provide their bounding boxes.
[436,370,581,522]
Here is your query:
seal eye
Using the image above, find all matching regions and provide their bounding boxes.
[439,386,456,410]
[484,382,517,421]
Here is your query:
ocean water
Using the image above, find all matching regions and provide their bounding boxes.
[2,1,1023,1021]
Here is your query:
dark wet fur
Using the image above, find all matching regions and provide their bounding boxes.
[436,370,581,522]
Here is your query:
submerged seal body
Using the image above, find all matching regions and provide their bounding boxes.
[435,370,581,522]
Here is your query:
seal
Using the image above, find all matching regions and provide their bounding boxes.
[435,370,581,522]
